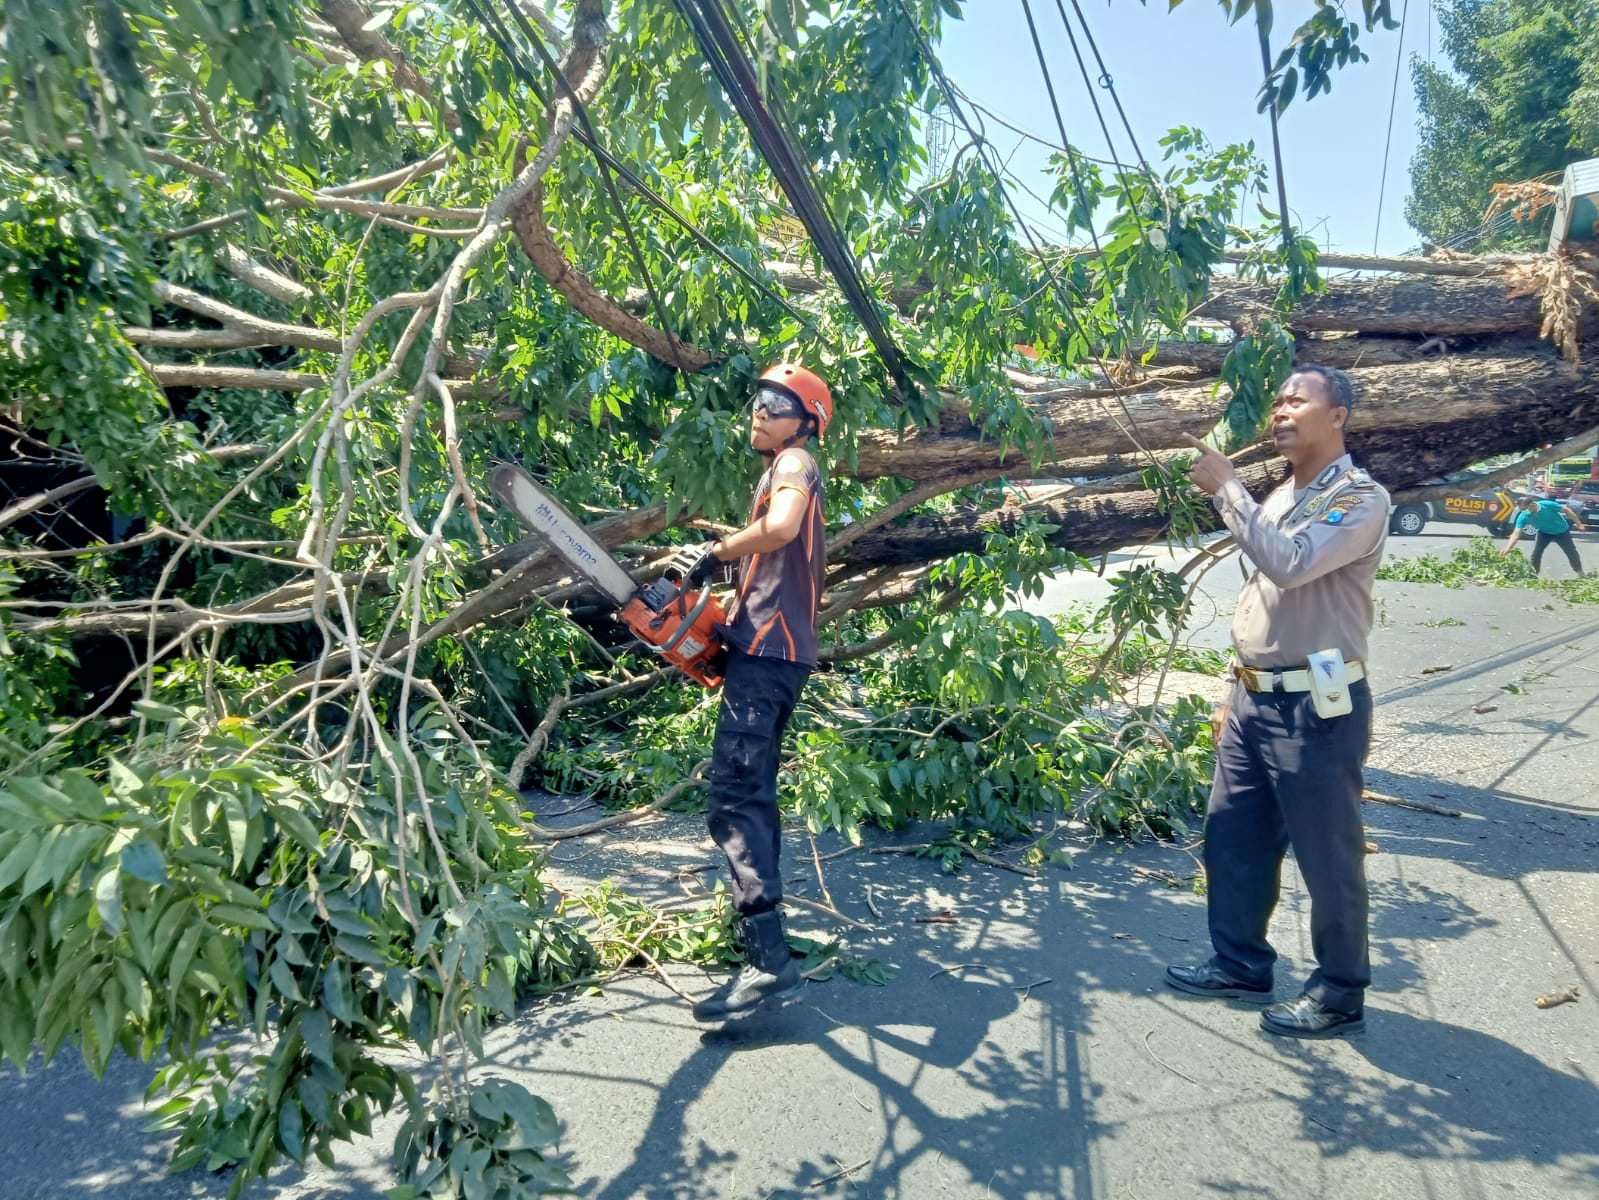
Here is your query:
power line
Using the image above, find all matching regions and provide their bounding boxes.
[890,0,1124,379]
[914,95,1142,172]
[1372,0,1411,255]
[1018,0,1104,255]
[461,0,814,333]
[1063,0,1154,176]
[1257,29,1293,248]
[1045,0,1157,248]
[667,0,914,393]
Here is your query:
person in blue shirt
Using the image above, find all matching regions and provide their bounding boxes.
[1502,495,1587,576]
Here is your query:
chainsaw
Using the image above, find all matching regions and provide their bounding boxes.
[489,464,729,688]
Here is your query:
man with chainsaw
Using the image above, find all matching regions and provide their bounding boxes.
[682,362,831,1021]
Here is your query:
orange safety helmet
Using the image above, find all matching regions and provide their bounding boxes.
[758,362,833,439]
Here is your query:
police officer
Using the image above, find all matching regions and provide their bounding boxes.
[1166,364,1389,1039]
[684,363,831,1021]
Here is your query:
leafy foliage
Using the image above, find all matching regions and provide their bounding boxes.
[1376,535,1599,603]
[0,0,1372,1194]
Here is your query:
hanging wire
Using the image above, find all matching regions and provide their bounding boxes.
[1045,0,1159,245]
[927,89,1144,171]
[460,0,814,331]
[1372,0,1411,255]
[1064,0,1154,176]
[886,0,1156,393]
[1018,0,1105,257]
[667,0,914,392]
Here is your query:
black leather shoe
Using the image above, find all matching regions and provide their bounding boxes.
[1259,993,1365,1039]
[1164,961,1273,1003]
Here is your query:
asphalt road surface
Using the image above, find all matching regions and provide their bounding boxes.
[2,533,1596,1199]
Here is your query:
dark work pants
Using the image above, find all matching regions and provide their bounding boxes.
[1204,678,1373,1013]
[706,650,811,915]
[1530,531,1584,576]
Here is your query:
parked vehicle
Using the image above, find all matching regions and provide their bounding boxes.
[1570,479,1599,524]
[1388,484,1518,538]
[1544,457,1595,499]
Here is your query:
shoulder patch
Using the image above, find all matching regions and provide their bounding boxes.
[1321,494,1365,524]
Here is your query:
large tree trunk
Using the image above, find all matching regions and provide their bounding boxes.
[834,350,1596,571]
[1194,275,1540,336]
[855,346,1595,485]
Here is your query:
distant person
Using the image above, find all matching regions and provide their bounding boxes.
[1502,496,1586,577]
[1170,365,1389,1040]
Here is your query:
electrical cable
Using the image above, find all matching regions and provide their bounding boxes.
[1017,0,1105,257]
[1372,0,1411,255]
[667,0,913,392]
[889,0,1125,383]
[1044,0,1158,250]
[462,0,813,332]
[1064,0,1154,176]
[923,91,1143,171]
[1257,29,1293,248]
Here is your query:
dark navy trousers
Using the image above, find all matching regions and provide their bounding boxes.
[1204,677,1373,1012]
[706,650,810,915]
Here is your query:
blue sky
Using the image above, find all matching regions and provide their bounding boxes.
[933,1,1441,256]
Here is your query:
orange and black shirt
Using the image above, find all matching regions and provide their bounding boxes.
[721,447,826,667]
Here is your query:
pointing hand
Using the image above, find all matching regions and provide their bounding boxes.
[1179,433,1237,497]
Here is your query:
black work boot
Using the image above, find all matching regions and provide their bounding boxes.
[691,909,803,1022]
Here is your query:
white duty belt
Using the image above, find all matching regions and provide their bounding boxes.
[1233,661,1366,694]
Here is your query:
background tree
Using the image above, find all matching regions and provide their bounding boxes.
[1407,0,1599,249]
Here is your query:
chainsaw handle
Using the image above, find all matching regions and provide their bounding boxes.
[655,584,715,655]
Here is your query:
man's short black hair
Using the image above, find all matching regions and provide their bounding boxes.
[1290,364,1356,412]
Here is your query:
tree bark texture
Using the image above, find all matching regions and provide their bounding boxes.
[852,346,1591,485]
[1198,275,1542,336]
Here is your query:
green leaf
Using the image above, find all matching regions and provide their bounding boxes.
[0,983,32,1072]
[166,923,204,1000]
[321,959,357,1026]
[120,839,168,886]
[209,904,274,932]
[0,830,41,891]
[278,1098,306,1162]
[94,868,124,937]
[300,1008,335,1067]
[222,793,249,871]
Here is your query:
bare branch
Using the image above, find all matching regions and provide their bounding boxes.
[149,365,328,392]
[151,280,343,353]
[213,244,312,307]
[509,179,713,371]
[317,0,454,127]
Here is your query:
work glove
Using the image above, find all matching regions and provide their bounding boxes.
[685,542,723,588]
[667,543,724,588]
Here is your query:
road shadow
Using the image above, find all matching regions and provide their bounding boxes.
[3,802,1594,1198]
[483,820,1599,1199]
